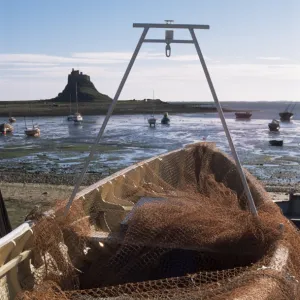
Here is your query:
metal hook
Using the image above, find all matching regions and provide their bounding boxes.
[165,43,171,57]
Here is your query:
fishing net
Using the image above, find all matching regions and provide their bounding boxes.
[15,143,300,299]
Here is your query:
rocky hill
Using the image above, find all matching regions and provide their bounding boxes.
[50,69,112,102]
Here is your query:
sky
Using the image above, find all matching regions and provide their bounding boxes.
[0,0,299,102]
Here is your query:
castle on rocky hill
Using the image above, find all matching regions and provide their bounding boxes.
[51,68,111,102]
[68,68,90,84]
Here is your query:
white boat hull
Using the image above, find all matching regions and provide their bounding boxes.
[24,128,40,137]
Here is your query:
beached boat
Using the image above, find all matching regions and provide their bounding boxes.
[73,82,83,125]
[148,116,156,127]
[276,192,300,228]
[279,111,293,122]
[161,112,170,124]
[8,117,16,123]
[269,139,283,146]
[148,91,157,127]
[73,112,83,124]
[0,142,299,299]
[0,123,13,134]
[268,119,280,132]
[24,125,40,137]
[235,112,252,119]
[67,94,75,121]
[279,102,296,122]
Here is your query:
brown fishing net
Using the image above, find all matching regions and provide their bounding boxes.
[16,143,300,299]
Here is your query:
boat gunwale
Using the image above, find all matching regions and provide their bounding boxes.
[75,142,216,200]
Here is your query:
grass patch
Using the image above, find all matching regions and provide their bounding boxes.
[1,149,39,159]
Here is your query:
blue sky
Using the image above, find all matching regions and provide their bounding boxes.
[0,0,299,101]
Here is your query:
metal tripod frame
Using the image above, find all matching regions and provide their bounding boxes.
[64,22,258,216]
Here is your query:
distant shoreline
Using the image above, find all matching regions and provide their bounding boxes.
[0,101,240,117]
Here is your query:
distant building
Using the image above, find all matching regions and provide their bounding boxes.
[68,68,90,84]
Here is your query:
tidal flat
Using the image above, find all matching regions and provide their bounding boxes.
[1,112,300,227]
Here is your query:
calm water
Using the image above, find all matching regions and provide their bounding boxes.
[1,108,300,186]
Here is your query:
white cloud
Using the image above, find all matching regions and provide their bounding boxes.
[0,53,128,65]
[168,54,210,61]
[256,56,289,61]
[0,52,210,67]
[0,62,59,67]
[0,52,299,101]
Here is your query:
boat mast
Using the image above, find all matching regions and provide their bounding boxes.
[69,93,72,114]
[75,82,78,113]
[152,90,155,115]
[291,102,297,113]
[285,103,291,112]
[65,21,258,217]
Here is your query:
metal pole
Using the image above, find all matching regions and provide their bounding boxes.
[69,94,72,114]
[189,28,258,216]
[64,27,149,215]
[75,82,78,113]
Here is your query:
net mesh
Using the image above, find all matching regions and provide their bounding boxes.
[16,143,300,299]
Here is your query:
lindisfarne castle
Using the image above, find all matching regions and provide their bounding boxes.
[68,68,90,84]
[52,68,111,102]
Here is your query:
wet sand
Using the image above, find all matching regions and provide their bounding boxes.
[0,182,74,228]
[1,113,300,228]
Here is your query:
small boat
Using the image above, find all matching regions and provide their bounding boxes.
[1,142,299,299]
[73,112,83,124]
[269,139,283,146]
[148,116,157,127]
[279,102,296,122]
[161,112,170,124]
[148,91,157,127]
[0,123,13,134]
[73,82,83,124]
[8,117,16,123]
[235,111,252,119]
[67,94,74,121]
[276,192,300,228]
[268,119,280,132]
[24,125,40,137]
[279,111,293,122]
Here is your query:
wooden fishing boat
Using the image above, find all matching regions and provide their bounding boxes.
[24,125,40,137]
[0,142,299,299]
